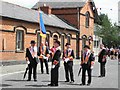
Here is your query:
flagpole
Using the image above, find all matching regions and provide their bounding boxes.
[38,7,41,33]
[38,7,46,38]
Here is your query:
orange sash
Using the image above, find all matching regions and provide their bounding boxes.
[81,53,91,64]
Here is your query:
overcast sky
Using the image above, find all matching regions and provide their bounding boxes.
[2,0,120,24]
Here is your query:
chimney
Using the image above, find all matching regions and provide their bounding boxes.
[40,4,51,15]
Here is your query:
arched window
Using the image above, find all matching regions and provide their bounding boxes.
[53,35,58,42]
[67,35,71,44]
[46,34,50,47]
[16,30,24,51]
[82,35,87,49]
[61,35,65,52]
[37,32,42,48]
[85,11,90,28]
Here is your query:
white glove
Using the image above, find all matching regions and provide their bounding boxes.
[91,66,94,69]
[27,61,30,64]
[52,65,55,69]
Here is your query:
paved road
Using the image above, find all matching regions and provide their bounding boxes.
[0,58,119,89]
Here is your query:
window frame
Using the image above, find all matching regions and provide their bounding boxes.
[85,11,90,28]
[16,30,24,52]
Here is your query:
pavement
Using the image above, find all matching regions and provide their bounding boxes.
[0,57,119,89]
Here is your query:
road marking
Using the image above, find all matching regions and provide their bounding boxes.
[0,71,25,77]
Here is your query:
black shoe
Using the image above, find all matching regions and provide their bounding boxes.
[65,80,69,82]
[47,72,49,74]
[34,80,37,82]
[48,84,54,86]
[98,75,103,77]
[27,79,31,81]
[55,84,58,86]
[80,83,85,86]
[87,83,90,86]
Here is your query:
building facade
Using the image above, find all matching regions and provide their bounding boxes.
[0,1,78,60]
[33,0,98,58]
[0,0,98,61]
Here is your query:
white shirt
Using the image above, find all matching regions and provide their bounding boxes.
[29,46,37,58]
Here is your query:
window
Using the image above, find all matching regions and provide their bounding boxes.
[16,30,24,51]
[94,40,99,48]
[82,35,87,49]
[61,35,64,52]
[67,35,71,44]
[94,41,96,48]
[96,41,99,48]
[53,35,58,42]
[37,33,42,48]
[46,34,50,47]
[85,11,90,28]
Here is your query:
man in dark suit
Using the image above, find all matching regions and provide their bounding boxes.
[98,44,107,77]
[80,45,95,86]
[63,43,75,83]
[38,42,50,74]
[48,40,61,86]
[26,40,38,82]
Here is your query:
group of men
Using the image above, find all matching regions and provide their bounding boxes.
[25,40,107,86]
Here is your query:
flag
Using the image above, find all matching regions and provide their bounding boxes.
[39,12,46,38]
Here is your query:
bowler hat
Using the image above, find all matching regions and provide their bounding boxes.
[65,43,70,46]
[30,40,36,44]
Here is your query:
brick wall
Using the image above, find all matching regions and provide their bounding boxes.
[49,1,95,56]
[1,18,77,60]
[52,8,78,28]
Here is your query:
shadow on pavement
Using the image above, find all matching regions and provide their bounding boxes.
[25,84,48,87]
[41,80,50,82]
[91,75,99,77]
[0,84,12,87]
[5,79,25,82]
[42,80,65,83]
[66,83,80,86]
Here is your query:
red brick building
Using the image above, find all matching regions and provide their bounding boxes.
[0,0,98,61]
[33,0,98,58]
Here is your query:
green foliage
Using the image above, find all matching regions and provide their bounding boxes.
[95,14,120,48]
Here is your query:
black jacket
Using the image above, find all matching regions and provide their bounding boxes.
[52,49,61,68]
[63,49,75,65]
[98,49,107,63]
[81,52,95,67]
[37,46,49,56]
[26,48,37,65]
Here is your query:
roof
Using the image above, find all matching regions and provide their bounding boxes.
[32,0,86,9]
[0,1,78,31]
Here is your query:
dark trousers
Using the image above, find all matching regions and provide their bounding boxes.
[51,67,59,85]
[82,65,91,84]
[64,62,74,81]
[28,63,37,80]
[100,62,106,76]
[40,59,49,74]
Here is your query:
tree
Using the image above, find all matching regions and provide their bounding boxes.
[95,14,120,48]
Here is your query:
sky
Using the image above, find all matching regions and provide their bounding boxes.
[1,0,120,24]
